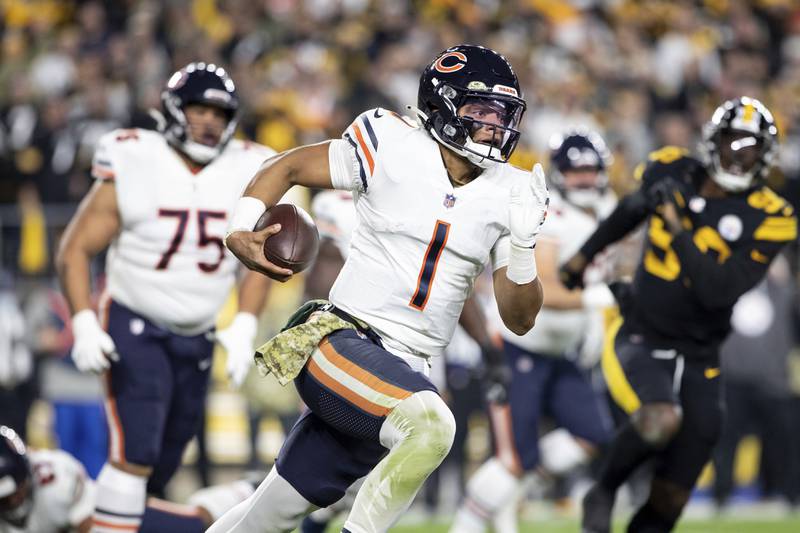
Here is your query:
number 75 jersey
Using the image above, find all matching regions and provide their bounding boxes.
[92,129,278,335]
[327,108,530,358]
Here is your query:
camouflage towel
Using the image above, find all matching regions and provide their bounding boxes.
[254,310,356,385]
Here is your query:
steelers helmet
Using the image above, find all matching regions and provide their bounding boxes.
[700,97,778,192]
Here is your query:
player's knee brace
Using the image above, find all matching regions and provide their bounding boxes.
[632,404,682,447]
[380,390,456,473]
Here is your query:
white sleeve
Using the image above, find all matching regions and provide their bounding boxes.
[91,131,119,182]
[328,139,363,192]
[490,231,511,271]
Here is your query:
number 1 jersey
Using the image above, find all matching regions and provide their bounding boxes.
[326,108,531,358]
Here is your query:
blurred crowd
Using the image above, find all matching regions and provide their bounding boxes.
[2,0,800,516]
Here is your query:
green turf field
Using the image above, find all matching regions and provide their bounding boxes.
[382,517,800,532]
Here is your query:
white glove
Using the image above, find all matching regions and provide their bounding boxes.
[507,163,549,284]
[71,309,118,373]
[581,283,616,309]
[509,163,549,248]
[216,312,258,388]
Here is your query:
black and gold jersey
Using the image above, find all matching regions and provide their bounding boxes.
[580,146,797,359]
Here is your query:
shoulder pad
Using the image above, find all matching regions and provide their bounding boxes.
[749,187,798,243]
[340,108,417,184]
[92,129,156,181]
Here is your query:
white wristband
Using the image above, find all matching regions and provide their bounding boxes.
[506,242,537,284]
[72,309,101,335]
[225,197,267,248]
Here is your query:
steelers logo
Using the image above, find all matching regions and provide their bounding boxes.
[718,214,743,241]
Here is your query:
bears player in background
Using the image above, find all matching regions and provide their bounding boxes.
[560,97,797,533]
[0,425,258,533]
[56,63,278,532]
[217,44,548,533]
[451,130,618,533]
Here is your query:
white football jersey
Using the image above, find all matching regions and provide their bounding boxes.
[311,190,356,259]
[0,450,95,533]
[500,190,615,355]
[93,130,278,335]
[327,108,527,358]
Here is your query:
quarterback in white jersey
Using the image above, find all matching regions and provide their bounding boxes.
[452,131,619,533]
[218,45,547,533]
[57,63,275,533]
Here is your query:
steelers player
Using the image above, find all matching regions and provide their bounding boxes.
[560,97,796,533]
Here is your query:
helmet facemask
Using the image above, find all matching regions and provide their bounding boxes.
[426,85,524,168]
[417,45,526,169]
[708,129,769,192]
[0,479,33,528]
[163,96,238,164]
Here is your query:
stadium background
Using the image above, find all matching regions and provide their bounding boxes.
[1,0,800,530]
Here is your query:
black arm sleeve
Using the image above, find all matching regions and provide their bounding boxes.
[670,232,782,309]
[579,189,650,261]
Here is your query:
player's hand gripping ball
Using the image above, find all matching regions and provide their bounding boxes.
[255,204,320,273]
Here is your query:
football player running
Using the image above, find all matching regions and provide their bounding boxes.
[0,425,259,533]
[57,63,277,532]
[560,97,796,533]
[216,44,548,533]
[451,130,617,533]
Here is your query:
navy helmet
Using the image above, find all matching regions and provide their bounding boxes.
[161,62,239,163]
[416,45,526,168]
[0,426,32,528]
[548,129,612,209]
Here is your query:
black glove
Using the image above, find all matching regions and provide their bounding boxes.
[646,177,690,234]
[481,344,511,404]
[559,252,588,290]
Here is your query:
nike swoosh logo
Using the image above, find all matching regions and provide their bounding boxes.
[704,367,720,379]
[373,109,383,118]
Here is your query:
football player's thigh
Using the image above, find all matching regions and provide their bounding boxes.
[501,342,553,471]
[602,324,675,415]
[654,362,723,488]
[148,332,215,489]
[162,332,214,443]
[549,359,613,447]
[104,301,173,466]
[297,329,438,439]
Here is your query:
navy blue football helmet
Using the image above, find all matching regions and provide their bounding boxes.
[161,62,239,163]
[416,45,526,168]
[548,129,612,209]
[0,426,32,528]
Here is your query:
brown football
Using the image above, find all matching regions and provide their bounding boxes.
[255,204,320,273]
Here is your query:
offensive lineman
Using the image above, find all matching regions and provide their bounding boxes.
[214,44,548,533]
[56,63,278,532]
[561,97,796,532]
[451,130,617,533]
